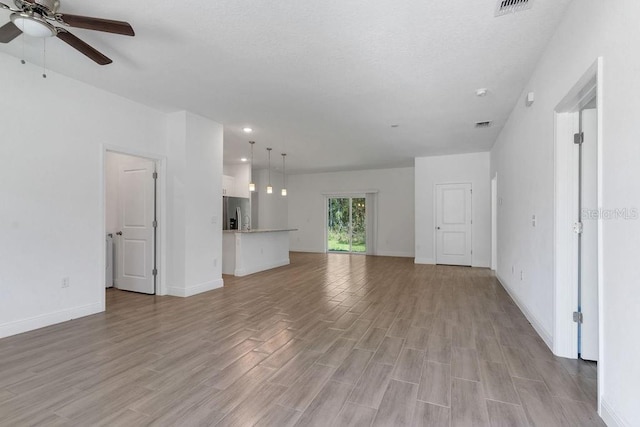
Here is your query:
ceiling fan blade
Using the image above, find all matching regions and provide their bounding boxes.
[56,14,134,36]
[0,2,18,11]
[56,29,112,65]
[0,21,21,43]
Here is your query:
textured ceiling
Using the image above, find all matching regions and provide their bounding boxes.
[0,0,572,172]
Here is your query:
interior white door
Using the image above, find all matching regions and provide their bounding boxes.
[579,108,598,361]
[117,158,156,294]
[436,183,472,266]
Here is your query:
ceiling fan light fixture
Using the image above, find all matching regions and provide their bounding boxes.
[11,13,56,38]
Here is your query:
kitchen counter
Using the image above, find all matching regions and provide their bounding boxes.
[222,229,297,276]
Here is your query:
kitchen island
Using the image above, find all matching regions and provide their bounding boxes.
[222,229,297,277]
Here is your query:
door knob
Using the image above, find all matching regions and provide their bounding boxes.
[116,231,123,236]
[436,226,441,230]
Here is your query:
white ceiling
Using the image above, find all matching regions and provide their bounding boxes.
[0,0,572,172]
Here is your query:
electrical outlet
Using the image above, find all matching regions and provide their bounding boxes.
[512,265,515,274]
[520,271,524,281]
[61,277,70,288]
[532,215,537,227]
[213,258,217,267]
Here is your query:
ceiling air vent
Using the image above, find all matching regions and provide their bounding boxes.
[475,121,492,128]
[495,0,534,17]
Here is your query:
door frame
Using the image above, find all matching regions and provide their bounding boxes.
[100,145,167,304]
[491,174,498,271]
[553,57,603,411]
[324,193,366,254]
[433,182,473,266]
[323,190,378,255]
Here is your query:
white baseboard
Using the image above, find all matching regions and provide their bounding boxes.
[168,278,224,297]
[601,397,629,427]
[0,302,103,339]
[291,249,415,259]
[414,257,435,264]
[235,259,290,277]
[472,262,491,268]
[290,248,323,253]
[496,274,554,350]
[375,251,415,258]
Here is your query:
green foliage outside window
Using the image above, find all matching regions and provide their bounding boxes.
[328,197,366,253]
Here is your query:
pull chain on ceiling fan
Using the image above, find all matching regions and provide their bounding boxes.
[0,0,134,65]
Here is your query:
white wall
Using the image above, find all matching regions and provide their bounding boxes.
[414,152,490,267]
[0,53,224,338]
[490,1,640,425]
[0,54,166,337]
[166,112,224,297]
[288,167,415,257]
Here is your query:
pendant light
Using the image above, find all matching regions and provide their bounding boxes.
[266,148,273,194]
[248,141,256,192]
[281,153,287,196]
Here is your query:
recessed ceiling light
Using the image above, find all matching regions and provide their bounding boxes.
[240,158,248,162]
[476,88,488,97]
[243,127,253,133]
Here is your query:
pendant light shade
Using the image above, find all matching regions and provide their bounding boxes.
[266,148,273,194]
[248,141,256,192]
[281,153,287,196]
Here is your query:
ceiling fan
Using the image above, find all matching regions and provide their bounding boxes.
[0,0,134,65]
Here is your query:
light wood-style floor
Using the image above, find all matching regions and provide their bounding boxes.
[0,253,603,426]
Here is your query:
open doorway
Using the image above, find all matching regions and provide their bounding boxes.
[554,57,603,411]
[105,151,158,295]
[578,104,598,362]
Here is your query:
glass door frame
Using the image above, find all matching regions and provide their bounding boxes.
[325,194,366,254]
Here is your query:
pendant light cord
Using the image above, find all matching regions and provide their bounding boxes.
[267,148,272,186]
[282,154,286,188]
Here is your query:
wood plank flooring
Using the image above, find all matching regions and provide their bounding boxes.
[0,253,603,426]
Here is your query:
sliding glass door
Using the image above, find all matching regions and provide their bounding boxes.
[327,196,366,253]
